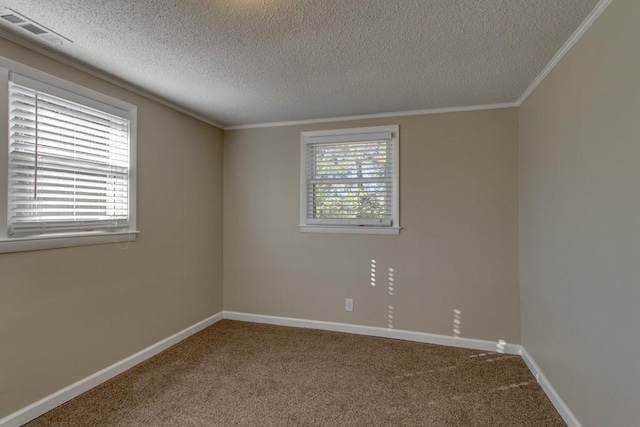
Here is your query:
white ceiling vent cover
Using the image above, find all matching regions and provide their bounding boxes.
[0,8,71,45]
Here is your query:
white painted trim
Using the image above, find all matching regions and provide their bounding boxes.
[0,311,582,427]
[520,348,583,427]
[0,312,224,427]
[225,103,518,130]
[299,226,401,235]
[223,311,521,355]
[0,231,140,254]
[2,58,135,112]
[2,26,513,131]
[299,124,400,234]
[0,67,8,240]
[0,57,139,252]
[0,0,612,131]
[225,0,612,129]
[224,312,584,424]
[0,30,224,129]
[517,0,614,105]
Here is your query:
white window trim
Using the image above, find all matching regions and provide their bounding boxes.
[0,56,138,253]
[300,125,400,235]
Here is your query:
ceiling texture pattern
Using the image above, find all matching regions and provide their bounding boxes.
[0,0,600,127]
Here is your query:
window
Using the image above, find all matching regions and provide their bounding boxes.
[0,57,137,253]
[300,125,400,234]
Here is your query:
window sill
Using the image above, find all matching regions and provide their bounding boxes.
[299,226,401,235]
[0,231,140,254]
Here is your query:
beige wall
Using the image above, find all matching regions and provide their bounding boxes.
[0,39,224,417]
[9,1,635,420]
[519,0,640,425]
[224,109,520,343]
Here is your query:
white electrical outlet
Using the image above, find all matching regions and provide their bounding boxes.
[345,298,353,312]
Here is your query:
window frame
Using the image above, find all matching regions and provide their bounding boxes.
[0,57,138,253]
[299,125,400,235]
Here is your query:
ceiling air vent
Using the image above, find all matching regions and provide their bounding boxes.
[0,8,71,45]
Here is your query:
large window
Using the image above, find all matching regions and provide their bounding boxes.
[300,125,400,234]
[0,58,137,253]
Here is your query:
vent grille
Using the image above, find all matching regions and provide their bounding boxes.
[1,13,26,24]
[20,23,47,35]
[0,8,70,45]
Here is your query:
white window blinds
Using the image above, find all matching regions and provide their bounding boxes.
[7,74,130,238]
[304,130,394,226]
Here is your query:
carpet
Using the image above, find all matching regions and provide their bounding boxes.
[25,320,565,426]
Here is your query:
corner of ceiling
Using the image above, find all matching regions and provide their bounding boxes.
[516,0,614,107]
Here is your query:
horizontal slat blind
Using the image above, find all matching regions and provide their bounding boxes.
[306,138,393,223]
[7,77,130,238]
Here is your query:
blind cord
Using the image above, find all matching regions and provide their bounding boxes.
[120,231,132,250]
[35,92,45,235]
[34,91,39,200]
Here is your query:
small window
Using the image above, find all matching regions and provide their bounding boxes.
[0,58,137,253]
[300,125,400,234]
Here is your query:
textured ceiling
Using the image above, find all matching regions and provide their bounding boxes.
[0,0,599,127]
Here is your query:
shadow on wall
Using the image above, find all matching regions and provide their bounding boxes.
[367,260,510,352]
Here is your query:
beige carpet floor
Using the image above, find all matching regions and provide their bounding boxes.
[26,320,565,426]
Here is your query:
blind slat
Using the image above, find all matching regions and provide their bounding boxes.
[10,105,129,132]
[10,140,129,165]
[11,120,129,148]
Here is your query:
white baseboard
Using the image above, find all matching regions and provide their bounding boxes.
[224,311,583,426]
[2,310,581,427]
[0,312,224,427]
[223,311,522,355]
[520,348,582,427]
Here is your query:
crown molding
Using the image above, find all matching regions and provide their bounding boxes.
[225,0,614,131]
[0,29,225,129]
[0,0,614,132]
[517,0,614,106]
[224,102,518,130]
